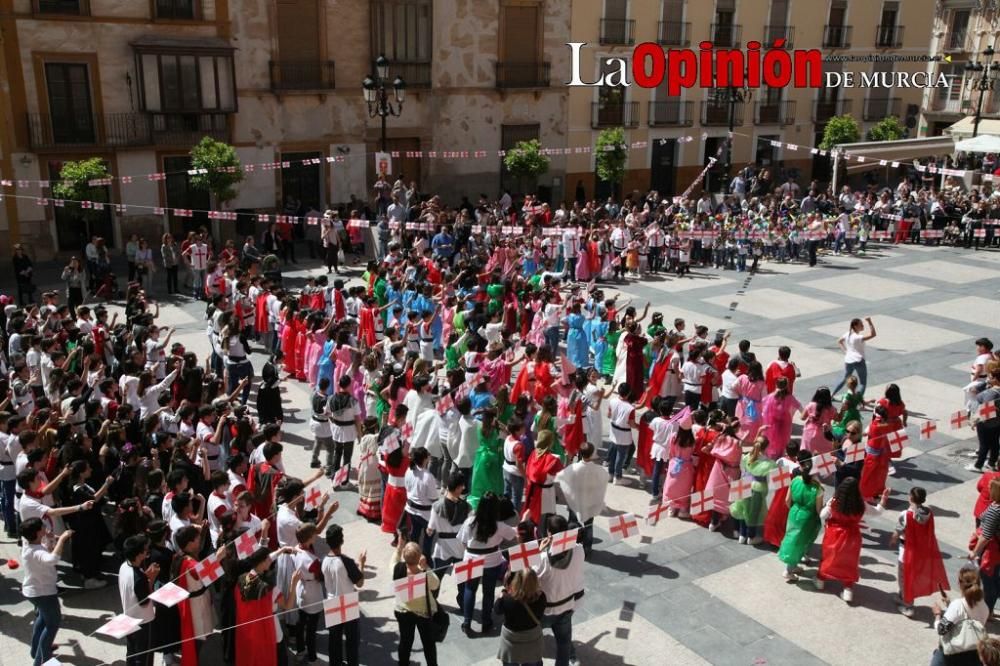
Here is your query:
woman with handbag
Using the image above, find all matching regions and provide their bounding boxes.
[494,570,547,666]
[391,540,440,666]
[930,567,989,666]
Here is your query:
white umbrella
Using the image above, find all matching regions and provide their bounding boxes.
[954,134,1000,153]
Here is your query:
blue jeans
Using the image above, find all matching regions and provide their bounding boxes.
[735,519,758,539]
[567,510,593,554]
[227,361,253,404]
[503,472,524,512]
[606,444,630,479]
[982,565,1000,613]
[406,512,434,560]
[543,610,576,666]
[1,477,16,535]
[463,563,501,627]
[650,459,667,497]
[545,326,561,356]
[29,595,61,666]
[831,359,868,397]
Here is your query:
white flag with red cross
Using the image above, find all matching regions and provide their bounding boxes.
[235,527,261,560]
[981,402,998,421]
[689,490,714,515]
[951,410,970,430]
[646,501,670,527]
[333,465,350,487]
[324,592,361,628]
[148,582,189,608]
[887,430,909,455]
[843,442,865,464]
[768,466,795,490]
[193,553,224,586]
[393,573,427,603]
[812,452,837,477]
[607,513,640,541]
[920,421,937,441]
[303,485,325,511]
[96,614,142,639]
[453,557,485,584]
[548,528,579,555]
[729,477,753,502]
[507,540,543,572]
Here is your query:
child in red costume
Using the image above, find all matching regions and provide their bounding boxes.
[891,486,949,617]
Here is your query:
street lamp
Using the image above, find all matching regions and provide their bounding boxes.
[713,83,752,193]
[965,45,998,138]
[362,54,406,153]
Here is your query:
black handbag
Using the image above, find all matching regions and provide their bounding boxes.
[424,577,450,642]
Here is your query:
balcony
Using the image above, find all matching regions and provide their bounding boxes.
[600,18,635,45]
[823,24,852,48]
[386,61,431,89]
[591,101,639,129]
[863,96,901,121]
[875,24,904,48]
[701,100,744,126]
[268,60,335,91]
[496,61,550,89]
[930,95,970,114]
[755,100,796,125]
[648,101,694,127]
[813,98,853,123]
[763,24,793,48]
[657,21,690,47]
[27,111,229,150]
[711,23,742,48]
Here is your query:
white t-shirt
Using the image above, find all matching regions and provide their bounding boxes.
[721,370,740,400]
[607,398,634,446]
[22,542,60,597]
[277,504,302,548]
[457,518,517,569]
[840,330,865,364]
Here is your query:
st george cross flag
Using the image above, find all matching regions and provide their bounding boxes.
[393,573,427,603]
[333,464,350,486]
[193,553,224,585]
[235,528,261,559]
[96,614,142,639]
[888,429,909,455]
[689,490,714,515]
[303,485,325,511]
[728,477,753,502]
[646,501,670,527]
[453,556,486,584]
[920,421,937,441]
[149,582,189,608]
[507,540,543,572]
[843,442,866,464]
[768,466,794,490]
[607,513,640,541]
[548,528,580,555]
[323,592,361,628]
[812,452,837,477]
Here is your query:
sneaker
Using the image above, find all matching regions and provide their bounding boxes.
[966,464,984,473]
[888,465,896,476]
[749,536,763,546]
[668,508,678,518]
[783,571,799,582]
[738,536,748,545]
[897,603,915,617]
[987,463,997,472]
[813,578,825,591]
[708,522,720,533]
[841,587,853,603]
[84,577,108,589]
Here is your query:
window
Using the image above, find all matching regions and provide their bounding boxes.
[937,63,965,102]
[948,10,970,50]
[34,0,88,15]
[713,0,738,47]
[756,135,779,166]
[155,0,197,20]
[137,51,236,112]
[45,63,95,143]
[371,0,432,87]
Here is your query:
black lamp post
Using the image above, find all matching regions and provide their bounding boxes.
[363,55,406,153]
[966,45,998,138]
[713,83,752,193]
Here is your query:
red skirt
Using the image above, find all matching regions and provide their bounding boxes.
[763,486,790,547]
[690,453,715,527]
[381,484,406,535]
[818,522,862,586]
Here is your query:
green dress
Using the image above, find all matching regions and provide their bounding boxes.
[832,390,863,439]
[445,333,470,371]
[533,412,567,463]
[467,424,504,510]
[602,329,622,377]
[730,454,778,526]
[777,476,822,566]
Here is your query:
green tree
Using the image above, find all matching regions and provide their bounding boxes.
[189,137,244,205]
[819,115,861,150]
[867,116,906,142]
[503,139,549,195]
[52,157,110,204]
[595,127,627,198]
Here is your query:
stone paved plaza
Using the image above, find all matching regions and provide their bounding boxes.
[1,242,996,666]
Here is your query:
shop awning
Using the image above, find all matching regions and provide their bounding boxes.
[943,116,1000,139]
[955,134,1000,153]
